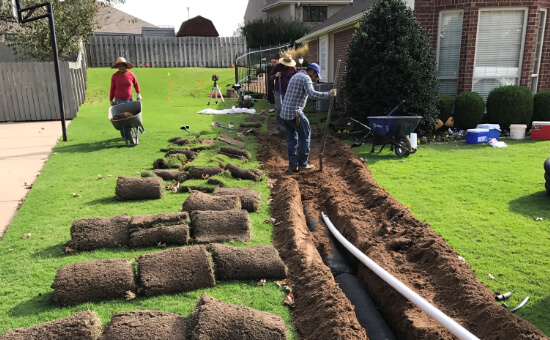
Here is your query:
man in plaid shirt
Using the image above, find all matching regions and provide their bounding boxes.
[280,63,337,172]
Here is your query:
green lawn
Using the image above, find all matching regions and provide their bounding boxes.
[0,67,296,337]
[352,139,550,335]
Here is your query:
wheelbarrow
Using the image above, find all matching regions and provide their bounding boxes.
[348,101,421,157]
[108,101,144,147]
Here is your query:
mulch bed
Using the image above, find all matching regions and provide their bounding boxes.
[65,214,130,251]
[209,244,287,280]
[181,190,241,213]
[51,258,136,307]
[191,210,251,243]
[102,310,187,340]
[0,311,103,340]
[115,177,164,200]
[188,293,287,340]
[137,245,215,297]
[212,187,261,212]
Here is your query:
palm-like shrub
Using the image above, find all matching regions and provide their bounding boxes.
[486,85,533,130]
[453,92,484,129]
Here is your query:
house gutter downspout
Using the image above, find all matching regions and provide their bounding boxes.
[321,212,480,340]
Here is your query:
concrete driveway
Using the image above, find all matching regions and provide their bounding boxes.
[0,121,69,239]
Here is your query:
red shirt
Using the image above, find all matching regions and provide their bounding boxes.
[269,63,297,94]
[110,71,140,101]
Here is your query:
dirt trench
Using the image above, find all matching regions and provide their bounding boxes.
[257,115,548,340]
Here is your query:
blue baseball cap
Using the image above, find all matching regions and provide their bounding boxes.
[307,63,322,80]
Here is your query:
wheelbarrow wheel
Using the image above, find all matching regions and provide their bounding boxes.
[395,135,412,157]
[122,127,139,147]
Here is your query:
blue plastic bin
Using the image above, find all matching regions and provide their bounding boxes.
[476,124,501,140]
[465,128,489,144]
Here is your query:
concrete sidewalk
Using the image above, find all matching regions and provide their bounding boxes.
[0,121,69,239]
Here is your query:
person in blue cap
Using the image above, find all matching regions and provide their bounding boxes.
[280,63,337,172]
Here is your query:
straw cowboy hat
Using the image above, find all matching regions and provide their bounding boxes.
[279,53,296,67]
[111,57,134,69]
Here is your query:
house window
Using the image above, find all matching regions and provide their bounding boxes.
[437,10,463,97]
[303,6,327,22]
[531,9,547,94]
[473,9,527,100]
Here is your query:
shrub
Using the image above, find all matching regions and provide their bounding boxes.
[343,0,439,136]
[238,18,310,48]
[533,90,550,122]
[453,91,484,129]
[486,85,533,130]
[438,94,454,123]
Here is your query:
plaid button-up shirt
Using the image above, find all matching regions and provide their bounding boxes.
[280,70,330,120]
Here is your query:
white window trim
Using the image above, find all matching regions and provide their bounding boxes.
[319,34,329,82]
[531,8,547,94]
[472,7,529,92]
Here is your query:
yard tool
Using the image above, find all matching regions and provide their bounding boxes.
[319,59,342,172]
[277,74,287,139]
[207,74,226,106]
[180,125,191,133]
[211,122,234,130]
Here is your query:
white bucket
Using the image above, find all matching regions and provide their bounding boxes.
[509,124,527,139]
[410,133,418,149]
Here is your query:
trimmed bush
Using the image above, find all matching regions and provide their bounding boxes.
[438,93,454,122]
[486,85,533,130]
[453,91,485,129]
[533,90,550,122]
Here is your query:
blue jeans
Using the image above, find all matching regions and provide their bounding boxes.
[116,98,133,104]
[282,112,310,169]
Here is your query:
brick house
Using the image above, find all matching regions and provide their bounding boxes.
[296,0,550,99]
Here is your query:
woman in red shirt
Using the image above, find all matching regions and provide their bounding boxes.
[109,57,141,105]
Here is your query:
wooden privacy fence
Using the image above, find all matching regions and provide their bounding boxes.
[86,35,247,68]
[0,53,87,122]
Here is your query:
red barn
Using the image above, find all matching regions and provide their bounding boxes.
[176,15,219,37]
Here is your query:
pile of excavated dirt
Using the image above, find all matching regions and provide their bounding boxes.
[257,115,547,340]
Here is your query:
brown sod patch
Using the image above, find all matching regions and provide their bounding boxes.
[181,190,241,213]
[129,224,190,247]
[257,118,548,339]
[209,244,287,280]
[239,122,262,128]
[219,146,251,160]
[212,187,261,212]
[137,245,215,297]
[164,149,197,159]
[51,258,136,307]
[130,212,190,229]
[188,293,287,340]
[218,133,246,148]
[170,137,201,145]
[206,178,225,187]
[153,169,185,181]
[115,177,163,200]
[178,185,216,193]
[65,214,130,251]
[224,163,263,181]
[102,310,187,340]
[186,167,223,179]
[200,138,216,146]
[191,210,251,243]
[244,114,265,123]
[0,311,103,340]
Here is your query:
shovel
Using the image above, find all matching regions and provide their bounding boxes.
[319,59,342,172]
[277,75,287,139]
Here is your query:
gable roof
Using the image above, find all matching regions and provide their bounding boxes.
[262,0,352,11]
[94,4,157,35]
[297,0,375,42]
[177,15,219,37]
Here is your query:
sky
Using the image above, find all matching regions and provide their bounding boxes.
[113,0,249,37]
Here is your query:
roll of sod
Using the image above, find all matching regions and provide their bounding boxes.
[189,293,287,340]
[130,212,190,229]
[212,187,261,212]
[102,310,187,340]
[137,245,215,297]
[191,210,251,243]
[225,163,264,181]
[0,311,103,340]
[186,166,223,179]
[181,190,241,213]
[129,224,190,247]
[153,169,185,181]
[164,149,197,159]
[65,214,130,251]
[209,244,287,280]
[219,146,251,160]
[52,259,136,307]
[115,177,163,200]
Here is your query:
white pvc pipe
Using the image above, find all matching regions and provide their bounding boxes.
[322,212,479,340]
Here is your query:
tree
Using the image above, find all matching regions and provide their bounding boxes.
[343,0,439,136]
[0,0,124,61]
[238,17,310,49]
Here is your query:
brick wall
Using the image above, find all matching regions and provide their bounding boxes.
[308,39,319,64]
[334,27,356,104]
[415,0,550,93]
